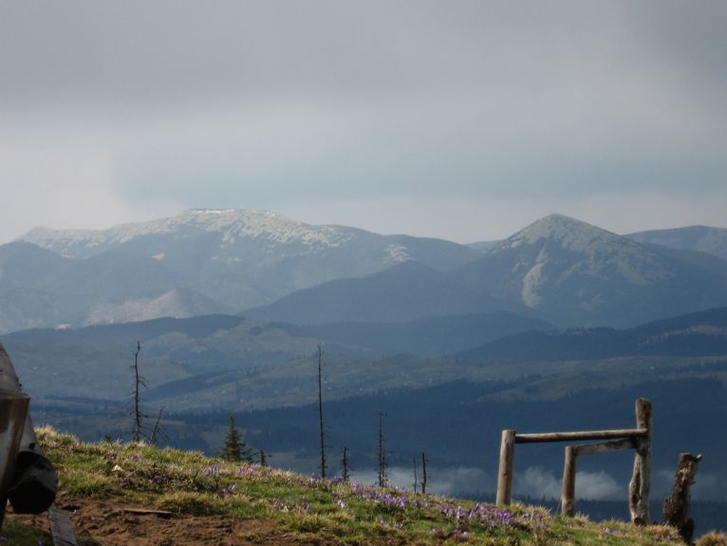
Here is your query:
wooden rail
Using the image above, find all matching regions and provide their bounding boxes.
[496,398,652,524]
[515,428,647,444]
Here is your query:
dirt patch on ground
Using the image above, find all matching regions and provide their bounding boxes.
[10,497,332,545]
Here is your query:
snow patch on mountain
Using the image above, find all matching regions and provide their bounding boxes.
[386,244,411,263]
[521,248,548,307]
[19,209,355,257]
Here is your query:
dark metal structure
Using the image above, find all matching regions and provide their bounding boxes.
[0,343,58,520]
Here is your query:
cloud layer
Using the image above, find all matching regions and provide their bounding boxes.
[2,1,725,243]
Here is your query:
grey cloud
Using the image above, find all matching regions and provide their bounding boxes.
[3,1,725,112]
[1,1,726,242]
[515,466,623,501]
[350,466,490,497]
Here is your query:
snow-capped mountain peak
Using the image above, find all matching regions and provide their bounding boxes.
[492,214,676,310]
[503,213,624,252]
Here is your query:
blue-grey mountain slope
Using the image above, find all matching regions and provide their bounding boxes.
[271,310,552,356]
[460,306,727,361]
[626,225,727,262]
[0,242,221,333]
[244,260,530,324]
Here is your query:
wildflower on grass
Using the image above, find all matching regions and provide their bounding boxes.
[204,464,221,477]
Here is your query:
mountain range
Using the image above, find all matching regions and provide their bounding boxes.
[2,209,726,333]
[247,214,727,328]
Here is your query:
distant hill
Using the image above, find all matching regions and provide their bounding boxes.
[0,242,221,333]
[271,310,553,356]
[627,225,727,262]
[1,307,550,408]
[245,261,529,324]
[460,306,727,361]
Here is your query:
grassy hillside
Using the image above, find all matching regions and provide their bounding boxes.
[2,427,693,545]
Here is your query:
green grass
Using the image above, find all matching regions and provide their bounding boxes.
[2,426,686,545]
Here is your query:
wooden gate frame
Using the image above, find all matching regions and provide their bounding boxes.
[496,398,652,524]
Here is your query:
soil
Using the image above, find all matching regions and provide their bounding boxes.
[10,496,336,545]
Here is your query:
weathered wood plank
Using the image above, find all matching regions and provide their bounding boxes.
[572,438,637,456]
[107,507,174,518]
[48,505,77,546]
[516,428,647,444]
[629,398,652,525]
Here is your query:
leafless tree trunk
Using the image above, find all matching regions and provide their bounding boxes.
[150,407,165,445]
[421,452,428,494]
[663,453,702,544]
[317,344,326,478]
[342,446,350,482]
[378,411,387,487]
[131,341,146,443]
[412,456,418,492]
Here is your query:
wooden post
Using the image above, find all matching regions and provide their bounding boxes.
[0,390,30,529]
[663,452,702,544]
[496,429,516,505]
[562,445,577,517]
[629,398,652,525]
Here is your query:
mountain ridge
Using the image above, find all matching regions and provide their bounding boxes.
[250,213,727,328]
[4,209,480,332]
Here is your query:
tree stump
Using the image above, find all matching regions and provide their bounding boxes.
[663,453,702,544]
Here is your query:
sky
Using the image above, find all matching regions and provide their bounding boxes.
[1,1,726,245]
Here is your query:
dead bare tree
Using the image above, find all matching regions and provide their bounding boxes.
[412,456,418,492]
[317,344,327,478]
[131,341,147,443]
[378,411,388,487]
[342,446,350,482]
[421,452,428,494]
[150,407,166,446]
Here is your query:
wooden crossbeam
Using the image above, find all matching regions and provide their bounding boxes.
[515,428,647,444]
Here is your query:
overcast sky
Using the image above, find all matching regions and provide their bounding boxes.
[1,1,725,244]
